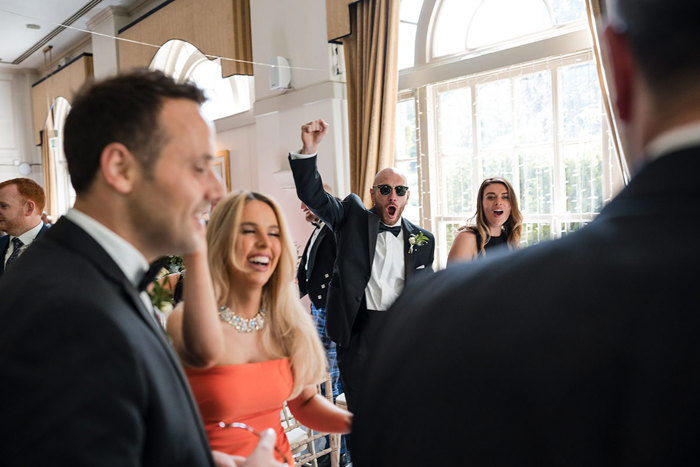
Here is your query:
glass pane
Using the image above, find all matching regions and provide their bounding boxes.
[396,98,418,160]
[468,0,552,49]
[518,147,553,214]
[562,141,603,214]
[400,0,424,23]
[396,159,420,223]
[521,222,552,246]
[442,156,473,217]
[559,62,602,140]
[438,87,472,155]
[561,221,588,236]
[481,149,515,182]
[399,22,418,70]
[444,221,463,255]
[514,71,553,145]
[477,79,513,149]
[432,0,481,58]
[551,0,586,24]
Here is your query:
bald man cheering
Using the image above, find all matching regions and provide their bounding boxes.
[289,119,435,415]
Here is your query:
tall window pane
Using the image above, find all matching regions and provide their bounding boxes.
[437,86,474,216]
[477,79,513,149]
[396,97,420,223]
[514,71,553,145]
[559,62,603,215]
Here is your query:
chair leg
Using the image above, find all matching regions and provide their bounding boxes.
[330,432,340,467]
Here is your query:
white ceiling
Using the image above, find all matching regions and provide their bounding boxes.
[0,0,146,72]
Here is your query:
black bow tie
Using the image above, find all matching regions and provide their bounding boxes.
[138,257,170,292]
[378,223,401,237]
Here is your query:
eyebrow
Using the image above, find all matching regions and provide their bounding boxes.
[241,222,280,229]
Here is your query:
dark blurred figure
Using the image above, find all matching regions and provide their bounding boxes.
[354,1,700,465]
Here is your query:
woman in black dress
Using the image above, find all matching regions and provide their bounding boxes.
[447,177,522,265]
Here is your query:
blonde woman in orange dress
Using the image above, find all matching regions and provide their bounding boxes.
[167,191,352,465]
[447,177,523,265]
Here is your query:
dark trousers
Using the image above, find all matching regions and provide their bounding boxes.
[336,304,388,414]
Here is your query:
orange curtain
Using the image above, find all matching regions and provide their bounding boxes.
[586,0,630,184]
[336,0,400,206]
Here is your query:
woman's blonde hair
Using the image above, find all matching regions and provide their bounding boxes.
[459,177,522,253]
[206,191,327,398]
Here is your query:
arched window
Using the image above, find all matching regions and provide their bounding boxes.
[51,97,74,216]
[396,0,624,267]
[150,39,253,121]
[42,96,75,218]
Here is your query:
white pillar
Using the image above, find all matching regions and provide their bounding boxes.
[86,6,130,80]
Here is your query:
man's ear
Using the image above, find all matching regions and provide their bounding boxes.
[604,25,634,122]
[24,199,36,216]
[99,142,140,194]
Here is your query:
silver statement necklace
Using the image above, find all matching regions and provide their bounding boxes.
[218,305,266,333]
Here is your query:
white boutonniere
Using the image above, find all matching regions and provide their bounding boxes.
[147,256,184,323]
[408,232,429,254]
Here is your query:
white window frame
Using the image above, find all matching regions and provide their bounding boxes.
[398,0,622,268]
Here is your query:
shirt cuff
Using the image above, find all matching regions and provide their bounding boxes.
[289,152,317,160]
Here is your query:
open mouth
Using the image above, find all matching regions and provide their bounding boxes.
[387,205,397,217]
[248,255,270,267]
[493,210,504,216]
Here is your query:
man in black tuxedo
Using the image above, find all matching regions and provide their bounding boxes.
[0,71,281,467]
[289,119,435,413]
[0,177,49,278]
[352,1,700,465]
[297,188,351,466]
[297,188,341,398]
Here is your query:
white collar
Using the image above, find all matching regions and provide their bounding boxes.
[381,219,402,228]
[64,208,149,287]
[646,121,700,162]
[13,221,43,245]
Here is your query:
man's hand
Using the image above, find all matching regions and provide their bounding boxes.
[227,428,286,467]
[300,119,329,155]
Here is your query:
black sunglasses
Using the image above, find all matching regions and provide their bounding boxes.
[373,184,409,196]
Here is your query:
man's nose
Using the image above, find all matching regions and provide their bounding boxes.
[207,169,226,202]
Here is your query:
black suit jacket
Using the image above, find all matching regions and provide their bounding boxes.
[290,155,435,347]
[297,223,337,309]
[353,147,700,466]
[0,218,214,466]
[0,223,48,278]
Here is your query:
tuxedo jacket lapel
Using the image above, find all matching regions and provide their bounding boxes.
[0,235,8,275]
[367,208,380,269]
[403,220,416,282]
[48,219,196,406]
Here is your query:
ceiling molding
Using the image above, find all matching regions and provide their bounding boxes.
[11,0,104,65]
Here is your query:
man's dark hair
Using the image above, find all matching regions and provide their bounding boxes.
[63,69,206,194]
[610,0,700,96]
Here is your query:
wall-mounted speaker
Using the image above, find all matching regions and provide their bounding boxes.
[269,56,291,90]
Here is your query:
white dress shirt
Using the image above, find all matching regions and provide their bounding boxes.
[64,209,157,321]
[645,121,700,162]
[305,221,325,272]
[365,222,405,311]
[4,221,44,266]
